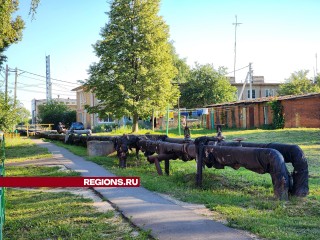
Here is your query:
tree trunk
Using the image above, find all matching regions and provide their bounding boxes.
[152,109,154,132]
[132,112,139,133]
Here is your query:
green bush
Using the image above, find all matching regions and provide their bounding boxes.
[92,125,105,133]
[268,100,285,129]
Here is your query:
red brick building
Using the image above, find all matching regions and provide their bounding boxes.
[205,93,320,129]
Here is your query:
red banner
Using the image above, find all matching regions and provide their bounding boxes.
[0,177,140,188]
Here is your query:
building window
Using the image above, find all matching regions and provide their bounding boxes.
[265,89,274,97]
[80,92,85,104]
[98,114,114,123]
[247,89,256,99]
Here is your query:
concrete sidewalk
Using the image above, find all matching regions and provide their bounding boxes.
[30,139,252,240]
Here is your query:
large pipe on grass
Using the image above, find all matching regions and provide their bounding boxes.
[198,144,290,200]
[216,141,308,197]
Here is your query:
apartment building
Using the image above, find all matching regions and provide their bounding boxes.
[229,76,280,100]
[71,86,115,129]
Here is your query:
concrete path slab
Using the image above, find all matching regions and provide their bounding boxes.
[30,139,252,240]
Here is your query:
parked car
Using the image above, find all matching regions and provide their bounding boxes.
[69,122,85,131]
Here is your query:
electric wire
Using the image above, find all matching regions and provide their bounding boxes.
[17,74,79,88]
[226,65,249,75]
[15,68,81,85]
[7,87,75,97]
[7,81,75,94]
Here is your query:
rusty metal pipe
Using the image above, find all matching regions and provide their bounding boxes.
[217,141,308,197]
[147,154,177,163]
[154,158,163,175]
[164,138,193,144]
[147,154,176,175]
[201,145,290,199]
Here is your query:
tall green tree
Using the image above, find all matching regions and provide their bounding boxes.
[29,0,40,16]
[278,70,320,96]
[170,44,190,109]
[170,44,190,85]
[314,73,320,88]
[38,100,76,129]
[180,64,236,108]
[15,103,30,125]
[0,92,30,130]
[0,0,25,66]
[85,0,179,132]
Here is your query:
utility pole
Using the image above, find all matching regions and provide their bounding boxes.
[316,53,318,76]
[5,65,8,104]
[238,63,253,101]
[14,67,18,106]
[248,63,253,100]
[232,15,242,81]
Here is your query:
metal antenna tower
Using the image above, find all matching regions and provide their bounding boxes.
[45,55,52,102]
[232,15,242,81]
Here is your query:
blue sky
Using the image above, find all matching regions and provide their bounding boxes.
[2,0,320,111]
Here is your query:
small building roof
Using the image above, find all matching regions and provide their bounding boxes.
[205,93,320,108]
[231,82,280,87]
[71,85,84,91]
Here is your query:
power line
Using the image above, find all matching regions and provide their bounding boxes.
[7,80,76,91]
[11,81,70,90]
[52,93,75,97]
[5,67,80,90]
[7,87,75,97]
[8,82,74,94]
[17,74,79,88]
[226,65,249,75]
[16,74,45,82]
[11,81,46,87]
[6,87,46,94]
[15,68,81,85]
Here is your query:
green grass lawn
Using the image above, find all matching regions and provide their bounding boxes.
[3,137,152,240]
[4,187,150,240]
[4,137,52,163]
[58,127,320,240]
